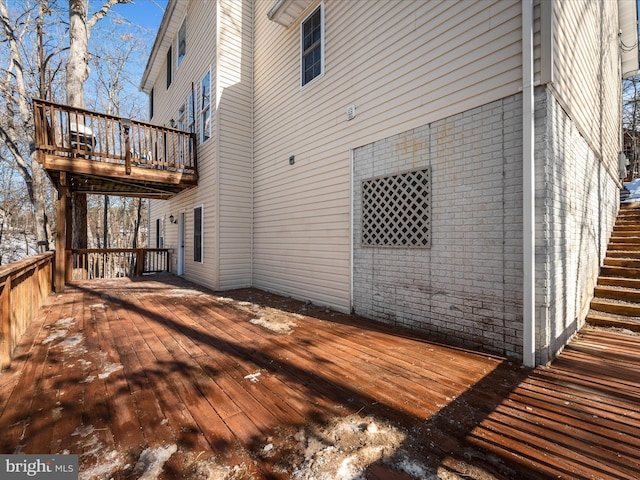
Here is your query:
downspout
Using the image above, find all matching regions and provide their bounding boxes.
[522,0,536,367]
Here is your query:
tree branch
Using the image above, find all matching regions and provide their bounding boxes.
[87,0,132,29]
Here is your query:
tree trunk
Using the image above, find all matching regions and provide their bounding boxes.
[103,195,109,248]
[71,192,88,249]
[31,153,51,252]
[67,0,90,250]
[132,198,142,249]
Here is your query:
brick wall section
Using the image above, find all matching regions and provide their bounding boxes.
[534,87,619,364]
[353,94,524,359]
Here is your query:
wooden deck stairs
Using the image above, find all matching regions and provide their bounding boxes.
[587,202,640,330]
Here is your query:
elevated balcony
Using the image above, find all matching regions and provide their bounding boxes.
[33,98,197,199]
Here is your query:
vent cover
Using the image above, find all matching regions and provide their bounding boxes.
[361,168,431,247]
[346,104,356,121]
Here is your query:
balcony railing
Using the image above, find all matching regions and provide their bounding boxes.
[70,248,170,280]
[33,99,197,194]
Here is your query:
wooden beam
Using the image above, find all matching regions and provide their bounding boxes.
[40,154,196,186]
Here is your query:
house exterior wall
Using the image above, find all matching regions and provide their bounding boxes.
[141,0,626,364]
[352,95,524,358]
[534,90,619,364]
[148,0,253,289]
[532,0,622,364]
[252,0,523,310]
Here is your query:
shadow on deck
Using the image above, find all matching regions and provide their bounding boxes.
[0,274,638,479]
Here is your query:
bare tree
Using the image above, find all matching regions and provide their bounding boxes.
[623,76,640,179]
[66,0,131,249]
[0,0,58,252]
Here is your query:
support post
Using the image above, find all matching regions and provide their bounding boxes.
[0,275,12,370]
[55,177,68,293]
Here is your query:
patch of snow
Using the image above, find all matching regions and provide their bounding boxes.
[290,414,427,480]
[72,425,95,438]
[244,372,261,383]
[250,316,297,334]
[60,334,87,355]
[79,449,124,480]
[98,362,123,380]
[133,444,178,480]
[51,407,63,421]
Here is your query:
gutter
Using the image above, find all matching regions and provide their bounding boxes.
[522,0,536,367]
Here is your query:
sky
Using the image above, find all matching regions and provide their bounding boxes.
[109,0,168,32]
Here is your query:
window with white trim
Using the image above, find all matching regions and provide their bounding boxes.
[177,17,187,66]
[301,4,324,87]
[177,103,186,163]
[193,205,203,262]
[200,70,211,143]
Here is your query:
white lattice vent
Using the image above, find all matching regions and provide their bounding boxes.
[361,168,431,247]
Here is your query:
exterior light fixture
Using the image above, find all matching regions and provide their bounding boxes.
[169,214,177,224]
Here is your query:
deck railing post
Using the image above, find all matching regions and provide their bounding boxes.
[0,274,12,370]
[122,118,132,175]
[135,249,145,277]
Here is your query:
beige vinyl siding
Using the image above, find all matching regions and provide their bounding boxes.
[253,0,523,310]
[552,0,621,178]
[217,0,253,289]
[149,0,219,288]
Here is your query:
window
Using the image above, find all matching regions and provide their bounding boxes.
[187,87,196,134]
[156,218,164,248]
[193,206,203,262]
[177,17,187,66]
[177,103,186,163]
[200,70,211,143]
[361,168,431,247]
[166,45,173,89]
[149,87,154,120]
[301,4,324,87]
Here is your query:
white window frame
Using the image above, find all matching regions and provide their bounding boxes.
[193,204,203,263]
[300,3,325,88]
[177,16,187,67]
[200,69,211,144]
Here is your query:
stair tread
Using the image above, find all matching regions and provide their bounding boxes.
[586,311,640,332]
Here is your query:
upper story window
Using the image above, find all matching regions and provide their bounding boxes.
[177,17,187,66]
[149,87,154,120]
[301,4,324,87]
[166,45,173,89]
[187,88,196,134]
[200,70,211,143]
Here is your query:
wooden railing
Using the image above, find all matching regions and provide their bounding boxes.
[71,249,170,280]
[0,252,54,370]
[33,98,197,175]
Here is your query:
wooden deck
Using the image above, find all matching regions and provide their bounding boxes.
[0,275,638,479]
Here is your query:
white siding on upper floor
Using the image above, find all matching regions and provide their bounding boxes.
[252,0,523,310]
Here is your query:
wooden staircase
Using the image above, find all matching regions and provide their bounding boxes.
[587,203,640,330]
